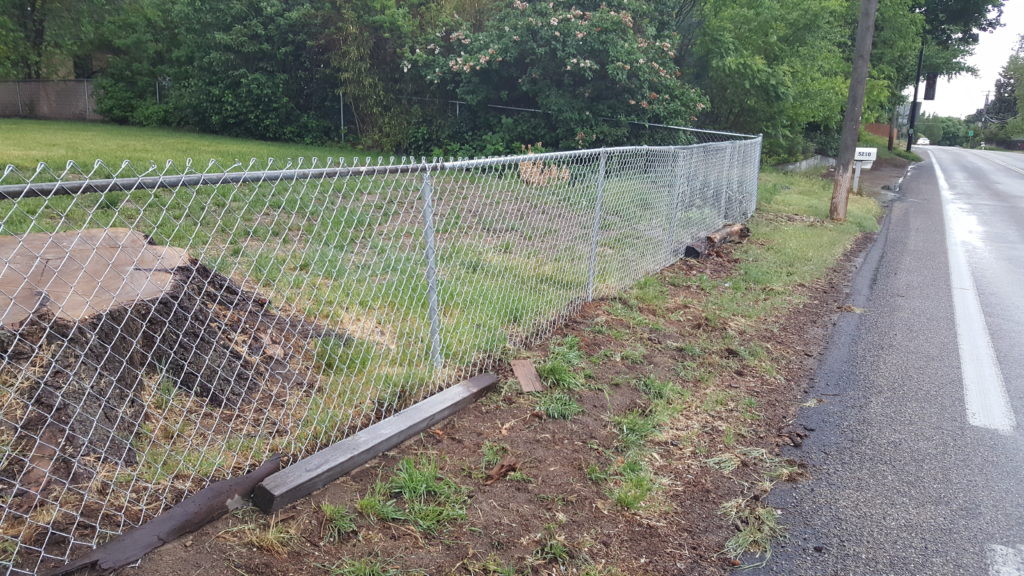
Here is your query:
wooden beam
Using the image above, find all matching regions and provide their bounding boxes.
[511,359,544,393]
[252,373,498,513]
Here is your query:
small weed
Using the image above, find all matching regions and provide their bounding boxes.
[704,453,741,473]
[677,361,715,386]
[151,377,177,411]
[320,502,357,543]
[537,358,585,390]
[388,456,468,533]
[507,470,534,483]
[587,317,611,335]
[720,498,784,563]
[609,457,657,510]
[723,427,738,447]
[630,277,669,308]
[465,554,519,576]
[619,347,646,365]
[702,389,732,412]
[538,336,586,389]
[480,441,509,470]
[231,515,297,557]
[323,556,402,576]
[536,391,583,420]
[357,481,404,523]
[532,526,576,567]
[633,375,674,402]
[585,463,610,484]
[611,410,660,453]
[0,537,15,565]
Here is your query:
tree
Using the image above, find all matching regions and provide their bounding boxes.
[97,0,335,143]
[0,0,112,79]
[686,0,852,161]
[418,0,706,151]
[831,0,878,222]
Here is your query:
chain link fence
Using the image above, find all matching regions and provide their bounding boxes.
[0,130,760,574]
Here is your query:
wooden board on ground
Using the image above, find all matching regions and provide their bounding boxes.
[252,373,499,513]
[511,359,545,393]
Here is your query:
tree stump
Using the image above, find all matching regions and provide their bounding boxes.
[0,229,325,511]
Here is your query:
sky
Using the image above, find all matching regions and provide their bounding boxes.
[913,0,1024,119]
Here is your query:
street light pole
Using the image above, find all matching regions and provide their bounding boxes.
[906,41,925,152]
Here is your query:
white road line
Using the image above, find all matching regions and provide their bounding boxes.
[987,544,1024,576]
[930,152,1016,432]
[973,151,1024,177]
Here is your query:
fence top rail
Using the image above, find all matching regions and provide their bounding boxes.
[0,138,759,200]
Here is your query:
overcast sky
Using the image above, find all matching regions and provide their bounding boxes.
[912,1,1024,118]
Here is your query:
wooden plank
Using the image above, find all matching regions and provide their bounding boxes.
[511,359,545,393]
[252,373,498,513]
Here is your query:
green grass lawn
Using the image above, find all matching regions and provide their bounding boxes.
[1,124,849,539]
[0,119,367,173]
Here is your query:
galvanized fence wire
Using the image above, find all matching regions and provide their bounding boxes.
[0,131,761,574]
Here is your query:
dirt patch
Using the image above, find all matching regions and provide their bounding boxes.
[114,230,873,576]
[0,230,330,571]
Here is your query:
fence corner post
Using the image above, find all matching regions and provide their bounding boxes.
[586,151,608,301]
[419,172,443,371]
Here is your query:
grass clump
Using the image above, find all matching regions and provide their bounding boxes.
[357,456,468,534]
[537,336,586,390]
[536,391,583,420]
[226,514,297,557]
[531,526,579,568]
[480,441,509,470]
[720,498,784,564]
[608,457,657,510]
[323,556,403,576]
[320,502,358,543]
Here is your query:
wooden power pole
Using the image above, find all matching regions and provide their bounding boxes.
[830,0,879,221]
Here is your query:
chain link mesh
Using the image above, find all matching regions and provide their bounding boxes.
[0,132,761,574]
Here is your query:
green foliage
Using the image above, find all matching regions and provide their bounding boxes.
[97,0,336,143]
[416,0,706,151]
[689,0,850,161]
[916,114,971,146]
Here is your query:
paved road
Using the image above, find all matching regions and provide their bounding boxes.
[748,147,1024,575]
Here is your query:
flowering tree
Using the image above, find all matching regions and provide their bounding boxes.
[416,0,706,149]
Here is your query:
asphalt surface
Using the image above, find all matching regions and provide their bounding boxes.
[747,147,1024,576]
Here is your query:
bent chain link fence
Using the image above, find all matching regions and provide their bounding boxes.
[0,129,761,574]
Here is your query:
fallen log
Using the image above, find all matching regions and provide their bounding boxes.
[706,223,751,247]
[43,454,281,576]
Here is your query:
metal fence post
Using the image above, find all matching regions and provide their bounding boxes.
[665,149,685,262]
[16,81,23,116]
[419,172,443,370]
[586,151,608,301]
[720,144,732,221]
[749,136,763,217]
[83,79,90,120]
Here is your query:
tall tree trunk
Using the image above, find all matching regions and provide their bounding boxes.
[830,0,879,221]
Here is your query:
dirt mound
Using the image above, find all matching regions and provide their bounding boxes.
[0,229,325,514]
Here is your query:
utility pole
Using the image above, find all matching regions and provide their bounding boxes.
[831,0,879,221]
[905,42,925,152]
